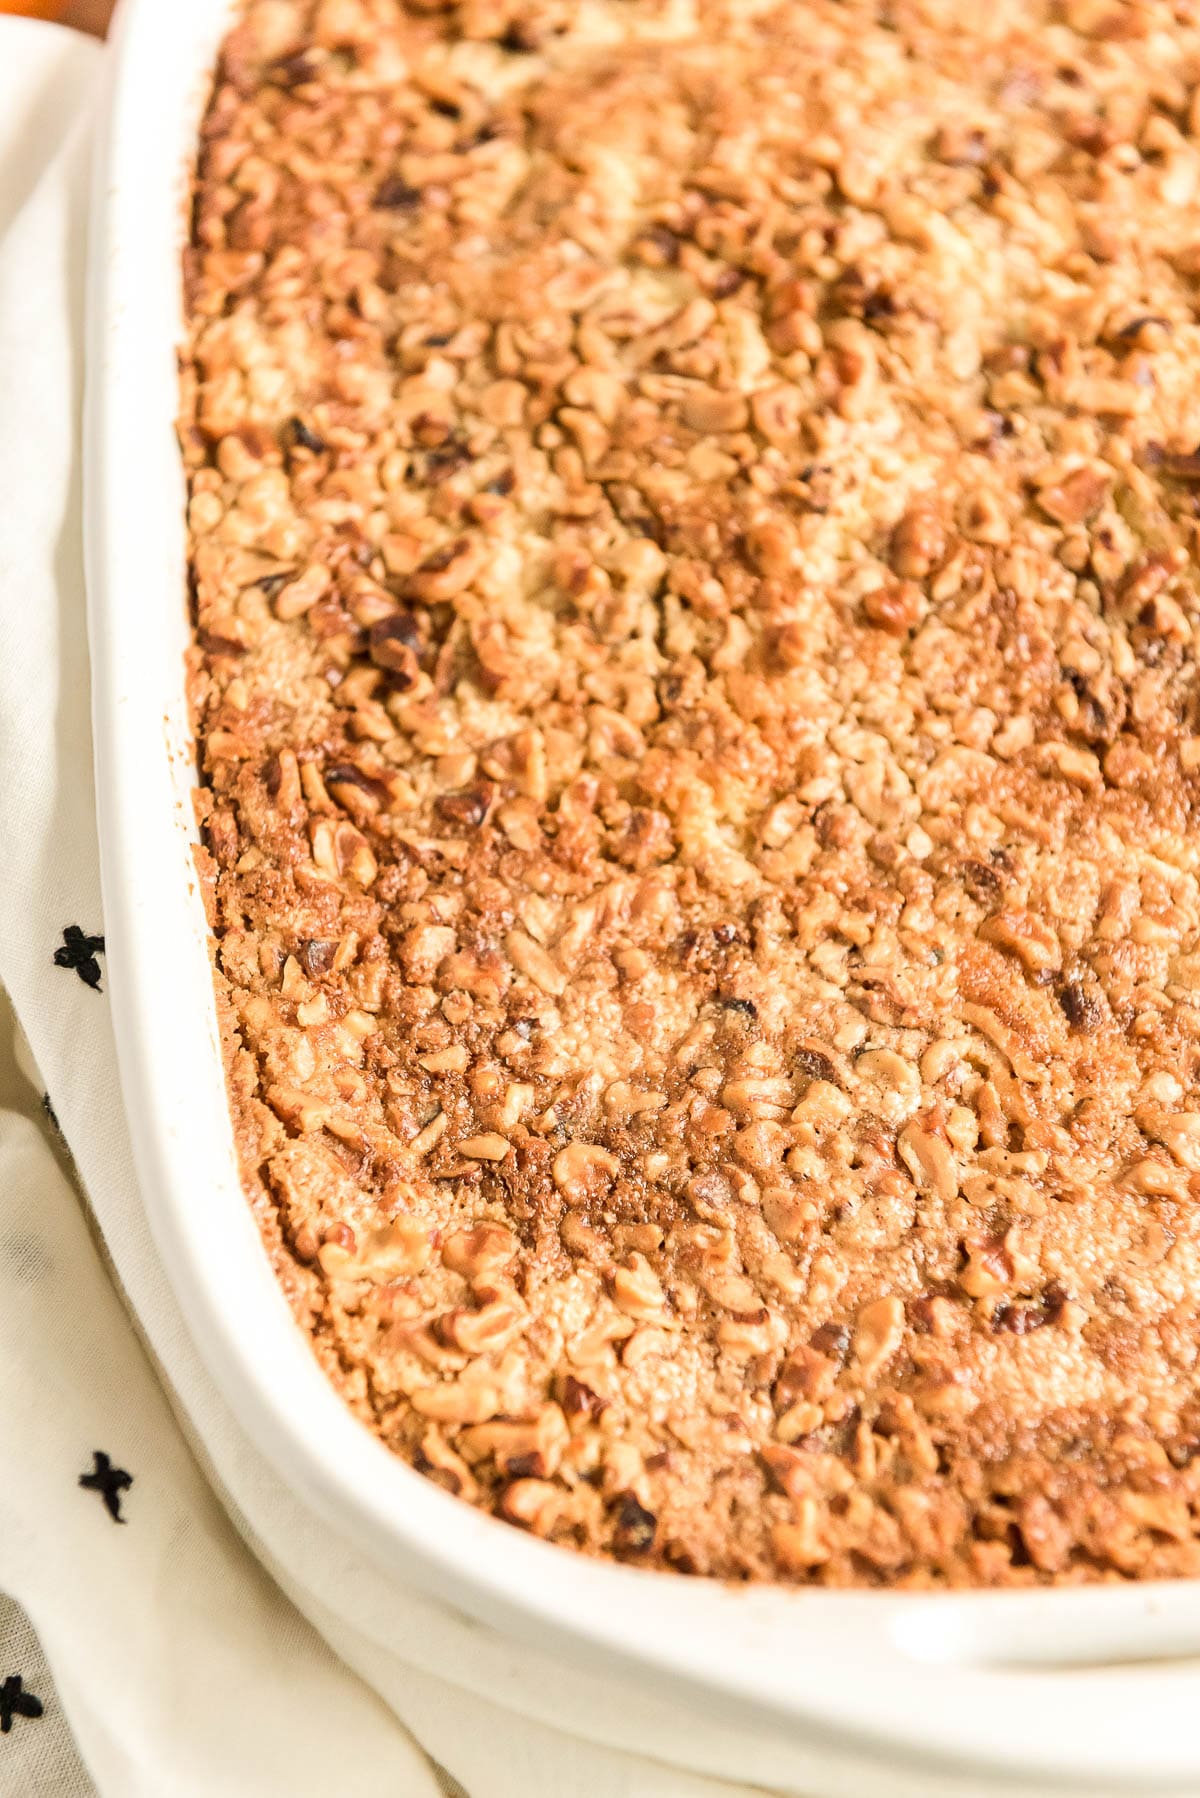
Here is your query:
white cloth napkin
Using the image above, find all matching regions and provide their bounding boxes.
[0,19,785,1798]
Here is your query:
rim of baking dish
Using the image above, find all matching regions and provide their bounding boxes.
[85,2,1200,1790]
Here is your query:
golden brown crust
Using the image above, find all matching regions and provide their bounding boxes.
[184,0,1200,1585]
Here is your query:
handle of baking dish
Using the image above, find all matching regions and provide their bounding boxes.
[794,1584,1200,1790]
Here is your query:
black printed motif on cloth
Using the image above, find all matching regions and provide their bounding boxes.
[0,1676,43,1735]
[53,926,105,991]
[79,1451,133,1523]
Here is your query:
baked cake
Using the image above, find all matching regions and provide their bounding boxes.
[184,0,1200,1585]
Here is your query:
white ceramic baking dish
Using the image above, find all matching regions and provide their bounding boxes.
[84,3,1200,1792]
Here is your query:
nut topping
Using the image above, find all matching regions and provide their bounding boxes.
[189,0,1200,1592]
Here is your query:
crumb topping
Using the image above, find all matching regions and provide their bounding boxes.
[185,0,1200,1585]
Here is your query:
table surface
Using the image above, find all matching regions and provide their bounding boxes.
[68,0,112,26]
[0,2,113,33]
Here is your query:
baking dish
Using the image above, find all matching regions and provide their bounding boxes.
[84,2,1200,1791]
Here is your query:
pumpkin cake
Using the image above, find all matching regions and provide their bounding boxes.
[184,0,1200,1584]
